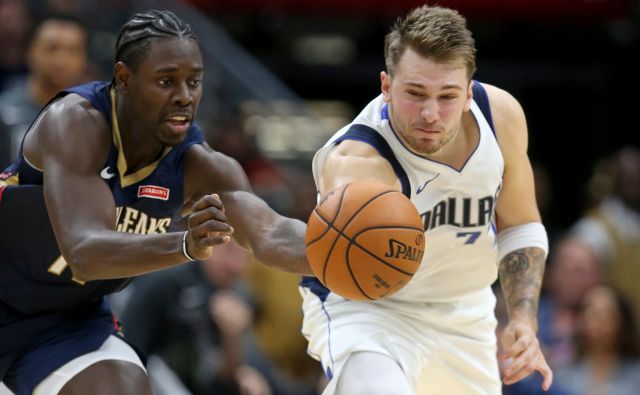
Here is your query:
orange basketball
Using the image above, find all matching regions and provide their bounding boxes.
[305,180,425,301]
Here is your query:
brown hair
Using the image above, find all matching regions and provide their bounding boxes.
[384,6,476,78]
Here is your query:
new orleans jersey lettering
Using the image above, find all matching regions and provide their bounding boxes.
[0,81,205,315]
[115,206,171,234]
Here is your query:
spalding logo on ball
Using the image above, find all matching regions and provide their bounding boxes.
[305,180,425,301]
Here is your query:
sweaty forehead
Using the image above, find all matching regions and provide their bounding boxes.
[142,37,202,68]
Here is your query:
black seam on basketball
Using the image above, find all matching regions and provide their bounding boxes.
[305,184,349,246]
[347,225,424,276]
[344,243,375,300]
[309,184,351,284]
[304,209,335,247]
[336,189,398,235]
[332,183,349,222]
[319,227,342,285]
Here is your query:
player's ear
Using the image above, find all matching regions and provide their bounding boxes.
[113,61,131,94]
[381,71,391,102]
[463,80,473,112]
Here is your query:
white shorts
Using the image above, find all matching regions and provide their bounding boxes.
[31,335,145,395]
[300,286,501,395]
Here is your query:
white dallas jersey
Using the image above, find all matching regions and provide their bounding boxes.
[311,84,504,303]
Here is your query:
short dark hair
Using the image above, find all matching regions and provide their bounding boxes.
[114,10,197,71]
[384,6,476,79]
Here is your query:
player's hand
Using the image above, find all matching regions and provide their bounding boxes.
[186,193,234,260]
[500,319,553,391]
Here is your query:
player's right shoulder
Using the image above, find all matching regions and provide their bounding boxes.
[318,139,399,194]
[45,93,106,127]
[328,139,380,160]
[25,93,111,169]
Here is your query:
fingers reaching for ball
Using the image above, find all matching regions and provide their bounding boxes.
[186,194,234,260]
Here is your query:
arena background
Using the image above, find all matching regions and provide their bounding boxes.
[1,1,639,394]
[13,0,636,230]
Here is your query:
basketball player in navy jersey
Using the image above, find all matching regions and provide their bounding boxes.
[0,10,311,395]
[300,6,552,395]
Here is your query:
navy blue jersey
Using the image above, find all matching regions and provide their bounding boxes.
[0,81,204,317]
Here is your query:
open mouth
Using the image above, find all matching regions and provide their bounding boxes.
[166,115,191,134]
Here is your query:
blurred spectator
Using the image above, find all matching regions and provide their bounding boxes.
[537,236,603,369]
[0,13,89,167]
[120,239,315,395]
[555,285,640,395]
[0,0,32,91]
[571,146,640,325]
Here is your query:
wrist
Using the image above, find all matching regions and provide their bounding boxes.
[182,231,196,261]
[508,310,538,332]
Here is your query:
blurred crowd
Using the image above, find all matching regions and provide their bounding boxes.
[1,1,639,395]
[497,146,640,395]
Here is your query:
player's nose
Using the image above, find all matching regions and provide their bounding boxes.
[171,82,193,107]
[420,100,439,123]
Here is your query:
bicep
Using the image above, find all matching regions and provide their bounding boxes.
[489,86,541,230]
[495,154,540,230]
[37,101,114,254]
[318,140,400,195]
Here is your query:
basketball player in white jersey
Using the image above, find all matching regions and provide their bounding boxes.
[299,5,552,395]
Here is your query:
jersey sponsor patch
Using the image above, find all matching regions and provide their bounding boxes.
[137,185,170,200]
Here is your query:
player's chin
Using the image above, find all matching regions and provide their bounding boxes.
[158,126,189,146]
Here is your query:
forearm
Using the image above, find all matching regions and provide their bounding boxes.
[67,231,189,281]
[498,247,546,330]
[254,217,313,275]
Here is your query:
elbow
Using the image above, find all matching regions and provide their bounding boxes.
[63,238,100,282]
[65,255,94,283]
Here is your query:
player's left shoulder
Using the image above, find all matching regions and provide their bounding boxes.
[478,83,525,126]
[476,82,528,149]
[184,142,251,196]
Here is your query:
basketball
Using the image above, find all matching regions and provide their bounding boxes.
[305,180,425,301]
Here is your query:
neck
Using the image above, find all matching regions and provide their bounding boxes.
[115,96,165,173]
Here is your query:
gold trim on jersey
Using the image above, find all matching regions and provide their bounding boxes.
[0,174,19,186]
[109,88,170,188]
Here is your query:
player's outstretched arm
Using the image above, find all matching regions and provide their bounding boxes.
[488,83,553,390]
[27,96,232,281]
[317,139,401,196]
[184,143,311,274]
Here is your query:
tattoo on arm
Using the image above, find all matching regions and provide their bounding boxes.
[499,247,546,327]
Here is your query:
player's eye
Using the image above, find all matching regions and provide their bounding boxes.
[189,79,202,88]
[158,78,172,87]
